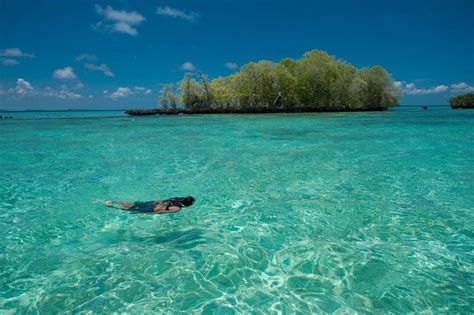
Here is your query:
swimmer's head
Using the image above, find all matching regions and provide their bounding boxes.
[182,196,195,207]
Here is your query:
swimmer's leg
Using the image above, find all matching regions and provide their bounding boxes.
[102,200,133,210]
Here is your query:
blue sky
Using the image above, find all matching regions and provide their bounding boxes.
[0,0,473,110]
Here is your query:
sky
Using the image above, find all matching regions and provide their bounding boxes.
[0,0,473,110]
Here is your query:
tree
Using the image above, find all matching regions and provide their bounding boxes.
[449,93,474,109]
[179,73,204,109]
[275,62,297,107]
[209,76,237,110]
[161,49,401,112]
[158,84,178,110]
[293,50,336,109]
[326,61,355,109]
[357,66,400,110]
[198,71,212,107]
[231,61,283,110]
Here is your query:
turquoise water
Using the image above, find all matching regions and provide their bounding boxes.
[1,107,473,313]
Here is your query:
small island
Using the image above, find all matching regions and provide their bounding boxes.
[126,50,401,116]
[449,93,474,109]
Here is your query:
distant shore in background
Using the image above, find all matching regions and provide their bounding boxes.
[0,105,457,116]
[449,93,474,109]
[0,109,125,113]
[125,107,389,116]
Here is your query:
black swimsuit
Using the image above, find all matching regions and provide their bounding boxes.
[128,198,186,213]
[163,198,186,210]
[128,201,158,213]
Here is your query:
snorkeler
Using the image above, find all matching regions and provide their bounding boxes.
[102,196,195,214]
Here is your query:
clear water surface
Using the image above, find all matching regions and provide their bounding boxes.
[1,107,473,313]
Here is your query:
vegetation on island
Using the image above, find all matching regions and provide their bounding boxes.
[153,50,401,114]
[449,93,474,109]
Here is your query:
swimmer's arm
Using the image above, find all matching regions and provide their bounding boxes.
[164,206,181,213]
[154,203,181,214]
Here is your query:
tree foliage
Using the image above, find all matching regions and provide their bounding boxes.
[449,93,474,109]
[157,50,401,111]
[157,84,178,110]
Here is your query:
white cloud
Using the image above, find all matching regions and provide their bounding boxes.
[97,5,145,24]
[156,6,199,22]
[107,86,153,99]
[403,83,448,95]
[76,53,97,61]
[113,21,138,36]
[450,82,474,93]
[109,87,133,99]
[14,78,34,96]
[95,5,145,36]
[44,85,81,99]
[60,90,81,99]
[225,62,238,70]
[53,66,77,80]
[134,86,152,95]
[1,58,19,66]
[0,48,34,66]
[134,86,152,96]
[6,78,35,97]
[84,63,114,77]
[180,61,196,71]
[0,48,34,58]
[3,79,83,99]
[397,81,474,96]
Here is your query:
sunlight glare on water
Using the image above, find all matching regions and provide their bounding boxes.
[0,107,473,313]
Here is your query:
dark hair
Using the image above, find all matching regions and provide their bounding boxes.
[181,196,195,207]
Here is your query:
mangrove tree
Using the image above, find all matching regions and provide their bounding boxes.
[157,50,401,112]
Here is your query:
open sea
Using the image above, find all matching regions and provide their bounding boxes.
[1,107,473,313]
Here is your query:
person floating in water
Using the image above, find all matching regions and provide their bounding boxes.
[102,196,195,214]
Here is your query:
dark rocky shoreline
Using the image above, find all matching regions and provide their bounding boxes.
[125,107,388,116]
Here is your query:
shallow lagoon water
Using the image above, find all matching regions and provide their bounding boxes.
[1,107,473,313]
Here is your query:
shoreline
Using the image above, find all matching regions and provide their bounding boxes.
[124,107,390,116]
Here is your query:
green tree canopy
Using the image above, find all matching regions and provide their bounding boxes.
[158,50,401,112]
[449,93,474,109]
